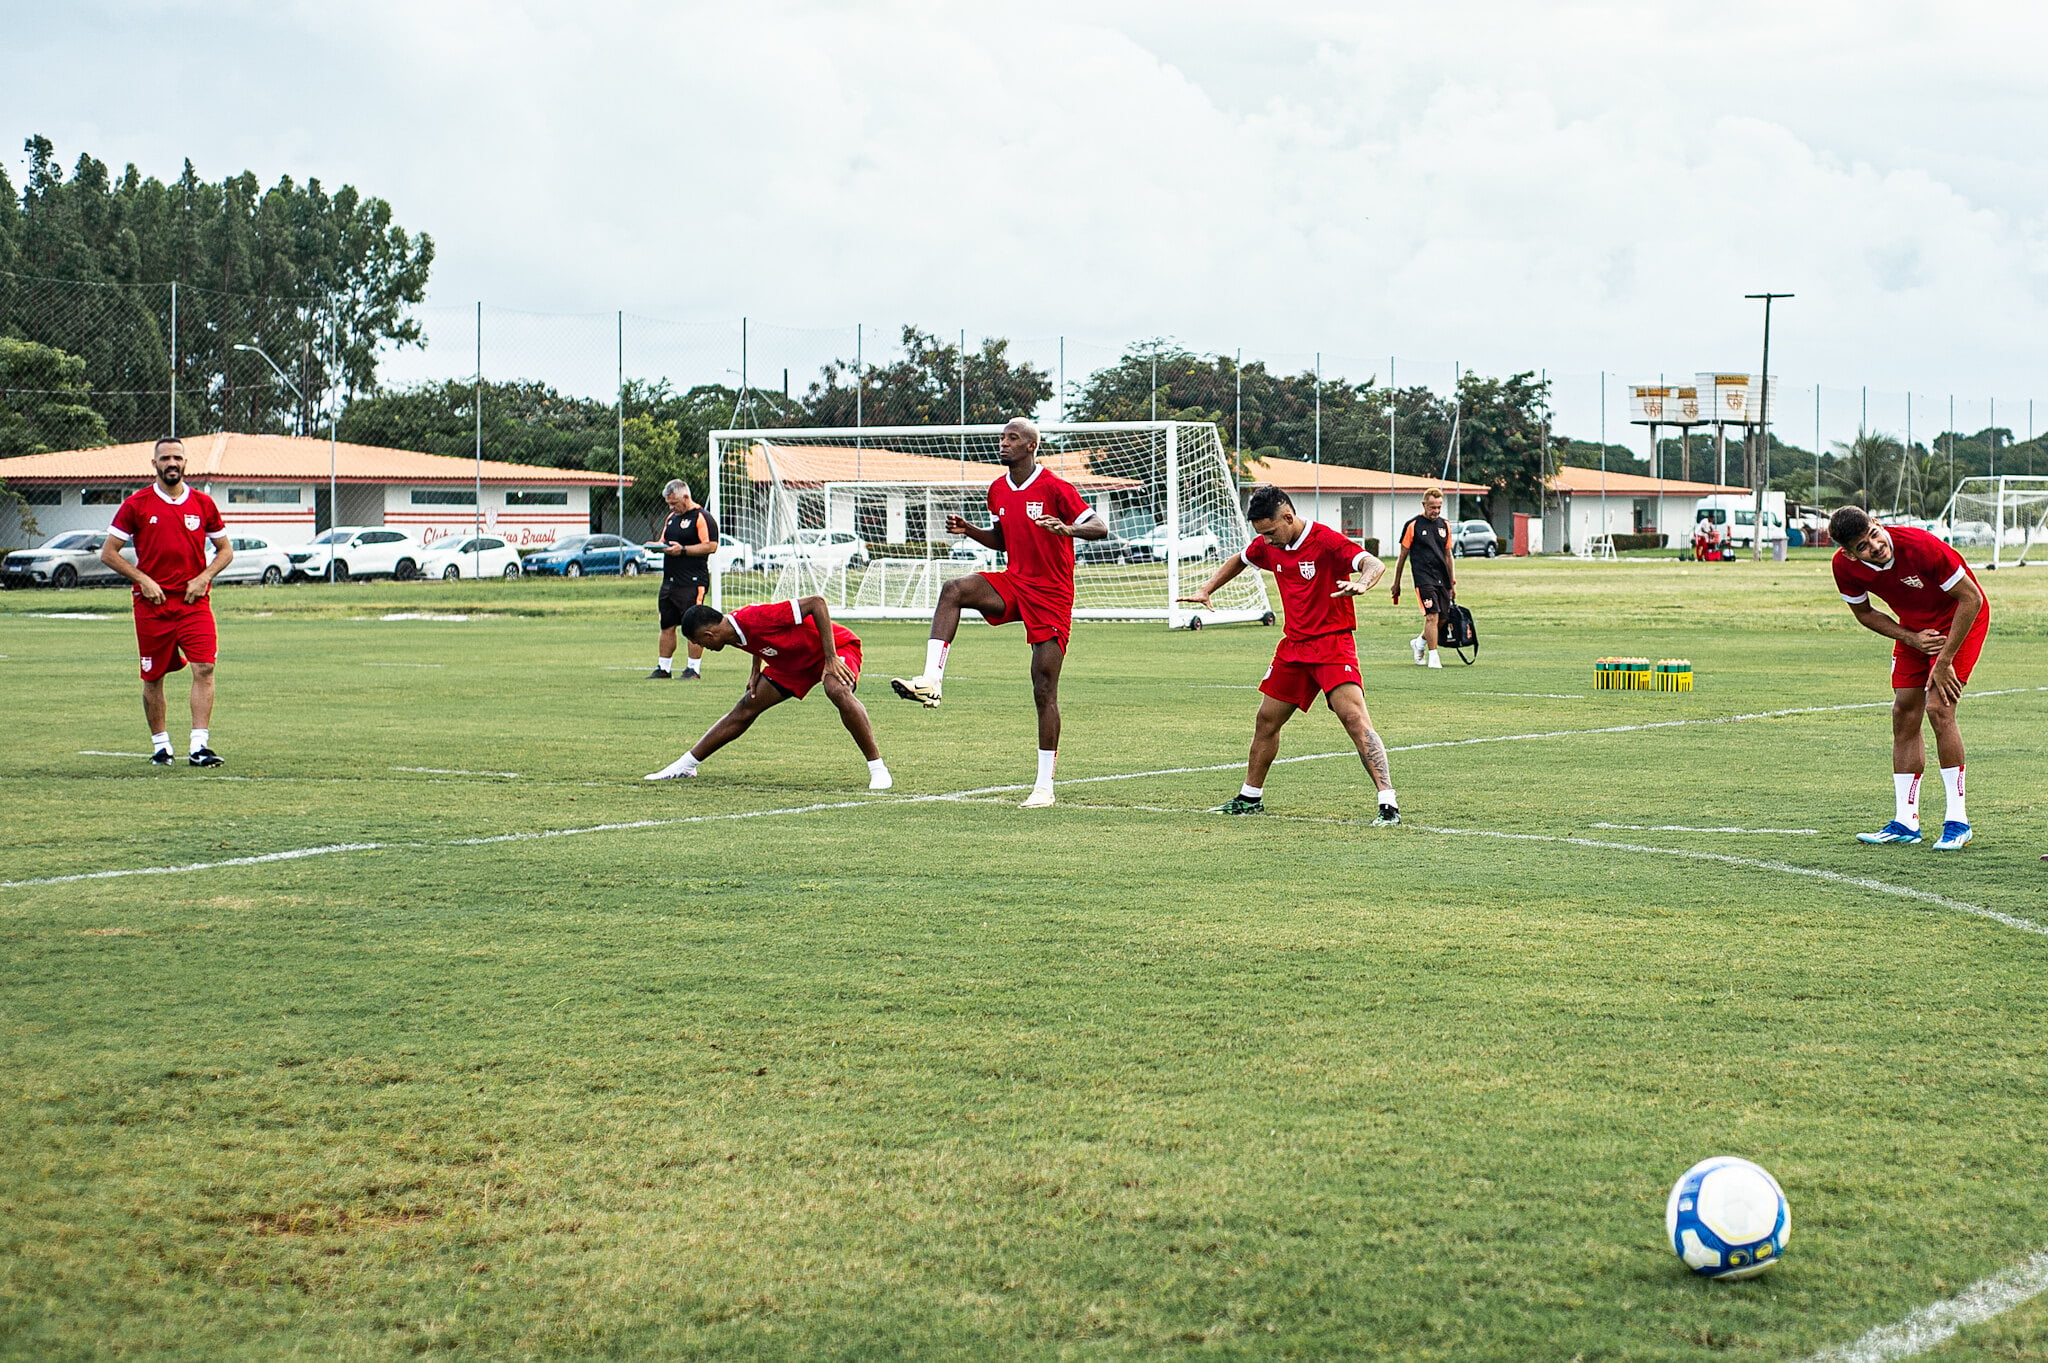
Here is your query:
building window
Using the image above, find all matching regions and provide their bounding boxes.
[504,489,568,506]
[1340,495,1367,540]
[411,488,477,505]
[18,487,61,505]
[228,486,301,504]
[81,488,132,505]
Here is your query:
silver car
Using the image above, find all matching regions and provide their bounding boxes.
[1,531,126,589]
[1452,519,1500,557]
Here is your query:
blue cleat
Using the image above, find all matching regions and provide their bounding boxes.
[1856,821,1924,845]
[1932,821,1974,850]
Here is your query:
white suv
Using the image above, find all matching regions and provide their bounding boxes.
[284,527,425,582]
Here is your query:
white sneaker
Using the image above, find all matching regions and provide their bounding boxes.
[644,755,699,780]
[890,675,943,708]
[1410,635,1426,665]
[868,767,894,791]
[1426,654,1443,669]
[1020,785,1056,808]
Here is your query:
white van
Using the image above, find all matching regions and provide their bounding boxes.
[1694,492,1787,549]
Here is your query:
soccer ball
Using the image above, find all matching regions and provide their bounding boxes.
[1665,1156,1790,1279]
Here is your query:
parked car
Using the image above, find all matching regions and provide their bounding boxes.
[1452,519,1500,557]
[1,531,126,589]
[949,540,1003,569]
[1074,532,1136,565]
[1939,520,1997,548]
[420,534,524,579]
[757,530,870,572]
[520,534,650,577]
[215,535,294,585]
[283,527,425,582]
[1125,525,1222,563]
[705,535,756,574]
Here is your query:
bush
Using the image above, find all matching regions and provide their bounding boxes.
[1612,533,1667,552]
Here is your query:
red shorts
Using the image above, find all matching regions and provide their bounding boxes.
[134,596,217,681]
[978,571,1072,653]
[1891,612,1988,689]
[764,642,862,701]
[1259,633,1364,712]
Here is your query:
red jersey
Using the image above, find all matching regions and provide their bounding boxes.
[729,600,858,674]
[988,466,1091,601]
[1242,521,1370,641]
[108,482,225,595]
[1832,525,1981,633]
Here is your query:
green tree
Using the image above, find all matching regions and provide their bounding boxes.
[0,336,111,456]
[1451,371,1553,518]
[802,327,1052,427]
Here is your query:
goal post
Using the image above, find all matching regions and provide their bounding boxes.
[706,421,1271,626]
[1942,476,2048,570]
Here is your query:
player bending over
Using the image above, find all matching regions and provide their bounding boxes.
[1180,484,1399,824]
[645,597,892,790]
[890,416,1107,808]
[1829,506,1989,850]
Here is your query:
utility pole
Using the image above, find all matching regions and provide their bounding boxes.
[1745,293,1793,560]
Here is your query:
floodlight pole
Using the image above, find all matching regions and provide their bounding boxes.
[1746,292,1792,560]
[169,281,178,438]
[616,310,625,540]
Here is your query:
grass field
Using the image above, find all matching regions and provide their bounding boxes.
[4,557,2047,1361]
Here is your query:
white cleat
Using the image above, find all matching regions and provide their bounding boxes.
[644,755,700,781]
[1410,635,1426,665]
[869,768,894,791]
[890,675,943,708]
[1019,785,1056,809]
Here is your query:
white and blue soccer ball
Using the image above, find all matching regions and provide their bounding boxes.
[1665,1156,1790,1279]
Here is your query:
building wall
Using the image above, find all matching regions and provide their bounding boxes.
[381,484,592,548]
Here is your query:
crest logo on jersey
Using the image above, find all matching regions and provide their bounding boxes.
[1297,560,1317,579]
[184,514,201,531]
[761,647,779,656]
[1025,501,1045,520]
[1902,574,1924,588]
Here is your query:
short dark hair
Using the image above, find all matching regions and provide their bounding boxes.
[1828,505,1872,548]
[680,604,724,639]
[153,436,184,453]
[1245,484,1293,522]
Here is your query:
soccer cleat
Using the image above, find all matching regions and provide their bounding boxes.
[1210,794,1265,815]
[868,768,894,791]
[647,667,673,679]
[1019,785,1056,809]
[1372,803,1401,827]
[891,676,943,708]
[149,749,175,767]
[679,669,701,681]
[1932,820,1973,851]
[644,755,700,781]
[1410,635,1426,665]
[187,747,223,767]
[1856,820,1924,844]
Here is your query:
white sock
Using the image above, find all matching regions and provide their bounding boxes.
[1427,650,1441,663]
[925,639,950,682]
[151,730,171,752]
[1036,749,1056,788]
[655,656,672,673]
[679,753,701,776]
[189,728,209,753]
[868,758,889,778]
[1939,765,1965,825]
[1240,783,1263,799]
[1378,787,1398,808]
[1894,772,1921,828]
[683,658,700,675]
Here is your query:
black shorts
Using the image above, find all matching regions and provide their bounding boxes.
[1413,576,1452,616]
[659,580,708,629]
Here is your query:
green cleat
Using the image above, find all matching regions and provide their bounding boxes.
[1210,794,1265,815]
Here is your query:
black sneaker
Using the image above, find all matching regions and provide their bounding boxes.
[188,747,224,767]
[1371,803,1400,827]
[149,749,175,767]
[1210,794,1265,815]
[679,669,701,681]
[647,667,673,679]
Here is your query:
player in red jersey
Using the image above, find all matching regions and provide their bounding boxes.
[1828,506,1989,850]
[97,437,233,767]
[1180,485,1399,824]
[644,595,892,789]
[889,417,1107,808]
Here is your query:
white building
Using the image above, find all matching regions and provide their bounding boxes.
[0,433,627,550]
[1540,466,1751,554]
[1238,457,1489,550]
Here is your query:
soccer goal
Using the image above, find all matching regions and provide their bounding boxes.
[1941,476,2048,570]
[707,422,1272,627]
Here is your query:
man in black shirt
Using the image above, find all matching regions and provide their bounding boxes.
[647,479,720,679]
[1390,486,1457,669]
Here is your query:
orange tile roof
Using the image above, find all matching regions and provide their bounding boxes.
[745,443,1141,491]
[1546,465,1747,496]
[1241,456,1488,495]
[0,433,629,486]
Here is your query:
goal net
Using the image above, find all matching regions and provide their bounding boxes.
[1942,476,2048,569]
[707,422,1271,626]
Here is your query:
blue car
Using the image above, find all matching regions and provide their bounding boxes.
[520,534,652,578]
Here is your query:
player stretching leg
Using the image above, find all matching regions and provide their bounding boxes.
[1180,485,1399,825]
[1829,506,1989,850]
[890,417,1106,808]
[645,596,892,790]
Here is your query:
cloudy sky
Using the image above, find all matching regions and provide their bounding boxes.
[8,0,2048,438]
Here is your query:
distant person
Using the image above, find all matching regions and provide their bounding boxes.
[1829,506,1989,850]
[1693,517,1719,562]
[1178,485,1399,824]
[97,437,233,766]
[645,597,891,790]
[1390,486,1456,668]
[646,480,719,679]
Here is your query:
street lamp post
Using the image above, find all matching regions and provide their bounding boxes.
[236,342,339,583]
[1744,293,1793,561]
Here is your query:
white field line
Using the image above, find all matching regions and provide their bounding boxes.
[1463,691,1587,699]
[1593,822,1820,835]
[4,843,388,888]
[79,750,147,758]
[364,661,446,668]
[1808,1250,2048,1361]
[392,767,521,778]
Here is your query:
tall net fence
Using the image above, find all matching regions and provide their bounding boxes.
[710,422,1271,625]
